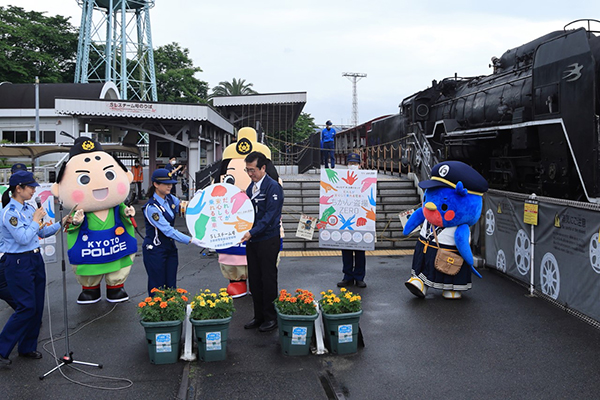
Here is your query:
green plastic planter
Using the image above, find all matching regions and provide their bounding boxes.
[322,310,362,354]
[276,309,319,356]
[140,319,183,364]
[191,316,232,362]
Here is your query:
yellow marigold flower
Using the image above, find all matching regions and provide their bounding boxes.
[204,289,210,293]
[340,287,347,292]
[160,302,168,308]
[327,289,333,293]
[211,293,217,298]
[200,301,206,307]
[219,288,227,292]
[320,291,325,296]
[138,302,146,308]
[209,303,215,308]
[334,298,340,303]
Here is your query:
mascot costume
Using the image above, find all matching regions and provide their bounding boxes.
[402,161,488,299]
[217,127,280,298]
[51,137,137,304]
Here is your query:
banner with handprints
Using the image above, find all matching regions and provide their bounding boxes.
[318,169,377,251]
[185,183,254,249]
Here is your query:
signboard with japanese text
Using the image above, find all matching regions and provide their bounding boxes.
[185,183,254,249]
[318,169,377,251]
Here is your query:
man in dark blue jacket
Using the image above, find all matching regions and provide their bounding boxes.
[240,151,284,332]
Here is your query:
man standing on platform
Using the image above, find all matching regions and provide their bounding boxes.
[131,159,144,202]
[240,151,284,333]
[321,120,336,168]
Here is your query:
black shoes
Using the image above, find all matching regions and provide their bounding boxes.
[355,280,367,288]
[337,279,354,287]
[77,287,101,304]
[106,287,129,303]
[258,320,278,332]
[19,351,42,359]
[0,354,11,365]
[244,319,263,329]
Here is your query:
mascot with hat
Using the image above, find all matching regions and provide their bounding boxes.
[217,127,280,298]
[402,161,488,299]
[51,137,137,304]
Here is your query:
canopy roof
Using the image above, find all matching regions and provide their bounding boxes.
[0,143,140,159]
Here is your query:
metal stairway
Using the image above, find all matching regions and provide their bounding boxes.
[279,171,421,252]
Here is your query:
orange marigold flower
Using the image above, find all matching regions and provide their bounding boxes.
[176,288,187,294]
[182,296,188,302]
[138,302,146,308]
[150,288,158,293]
[160,302,168,308]
[154,297,162,302]
[148,302,155,306]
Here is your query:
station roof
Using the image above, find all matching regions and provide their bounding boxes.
[212,92,306,133]
[0,82,119,109]
[55,98,234,134]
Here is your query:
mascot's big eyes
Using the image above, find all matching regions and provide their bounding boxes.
[105,169,116,181]
[223,174,235,185]
[441,204,448,211]
[77,174,91,185]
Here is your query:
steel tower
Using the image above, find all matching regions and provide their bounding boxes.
[342,72,366,127]
[75,0,158,101]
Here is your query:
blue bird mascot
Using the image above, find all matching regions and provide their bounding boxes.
[402,161,488,299]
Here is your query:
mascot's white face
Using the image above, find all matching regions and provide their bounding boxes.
[51,151,133,212]
[221,158,251,191]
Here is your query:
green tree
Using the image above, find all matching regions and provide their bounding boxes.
[154,42,209,103]
[292,112,319,143]
[210,78,258,97]
[0,6,78,83]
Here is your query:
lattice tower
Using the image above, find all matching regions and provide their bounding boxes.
[342,72,367,127]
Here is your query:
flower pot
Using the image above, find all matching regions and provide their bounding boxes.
[190,316,232,362]
[275,309,319,356]
[322,310,363,354]
[140,319,183,364]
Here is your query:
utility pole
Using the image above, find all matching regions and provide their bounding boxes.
[342,72,367,127]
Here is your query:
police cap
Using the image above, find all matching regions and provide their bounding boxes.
[9,170,40,187]
[418,161,488,195]
[10,163,28,173]
[152,168,178,184]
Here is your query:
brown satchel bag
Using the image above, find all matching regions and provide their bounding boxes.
[432,228,463,276]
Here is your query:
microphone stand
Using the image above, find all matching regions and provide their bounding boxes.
[40,201,103,380]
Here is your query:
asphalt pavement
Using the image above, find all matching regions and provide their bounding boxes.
[1,202,600,399]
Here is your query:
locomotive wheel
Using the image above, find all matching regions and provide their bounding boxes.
[540,252,560,300]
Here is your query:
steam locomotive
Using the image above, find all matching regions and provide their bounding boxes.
[369,20,600,202]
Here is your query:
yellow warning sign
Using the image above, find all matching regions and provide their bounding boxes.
[524,200,538,225]
[497,203,502,214]
[554,213,561,228]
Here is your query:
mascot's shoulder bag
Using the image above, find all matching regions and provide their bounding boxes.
[432,228,463,276]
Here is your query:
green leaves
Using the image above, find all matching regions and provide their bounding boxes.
[210,77,258,98]
[0,6,78,83]
[154,42,209,103]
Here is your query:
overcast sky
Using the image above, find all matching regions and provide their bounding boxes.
[4,1,598,127]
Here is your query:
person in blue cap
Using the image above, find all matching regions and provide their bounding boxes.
[10,163,28,174]
[321,120,336,168]
[142,168,202,296]
[337,153,368,288]
[0,170,63,365]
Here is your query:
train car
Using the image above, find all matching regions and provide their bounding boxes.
[369,20,600,202]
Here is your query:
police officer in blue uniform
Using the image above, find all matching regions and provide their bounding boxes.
[240,151,284,333]
[142,169,201,296]
[0,170,62,365]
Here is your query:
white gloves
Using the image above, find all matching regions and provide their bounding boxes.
[190,238,203,247]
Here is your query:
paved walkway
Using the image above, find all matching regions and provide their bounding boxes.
[1,202,600,399]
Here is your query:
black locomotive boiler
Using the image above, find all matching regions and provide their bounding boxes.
[369,20,600,202]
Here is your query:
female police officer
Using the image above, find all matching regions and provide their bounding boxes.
[0,170,62,365]
[142,169,201,296]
